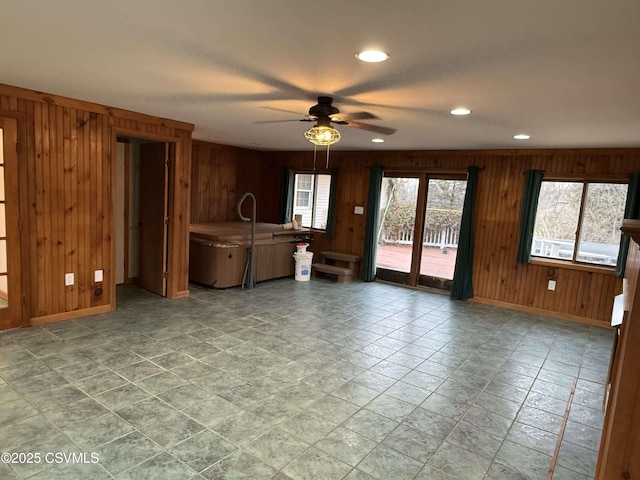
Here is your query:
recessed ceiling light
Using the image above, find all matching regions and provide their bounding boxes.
[514,134,531,140]
[371,138,385,143]
[356,50,389,63]
[450,108,471,116]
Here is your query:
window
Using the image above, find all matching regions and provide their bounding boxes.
[531,180,628,266]
[292,173,332,229]
[295,174,313,208]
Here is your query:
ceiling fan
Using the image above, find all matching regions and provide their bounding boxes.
[259,96,397,138]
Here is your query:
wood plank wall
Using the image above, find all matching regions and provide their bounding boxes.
[256,148,640,325]
[190,140,265,223]
[0,83,193,326]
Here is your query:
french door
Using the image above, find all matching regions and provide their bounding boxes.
[375,172,467,290]
[0,117,24,330]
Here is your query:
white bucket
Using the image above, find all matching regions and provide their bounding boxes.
[293,251,314,281]
[296,243,309,253]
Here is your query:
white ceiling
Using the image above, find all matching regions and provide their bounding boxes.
[1,0,639,151]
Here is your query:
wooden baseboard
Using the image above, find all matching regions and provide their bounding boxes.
[170,289,190,299]
[30,305,114,326]
[471,296,610,328]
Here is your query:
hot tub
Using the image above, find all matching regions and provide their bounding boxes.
[189,222,312,288]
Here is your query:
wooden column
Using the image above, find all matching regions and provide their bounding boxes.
[596,219,640,479]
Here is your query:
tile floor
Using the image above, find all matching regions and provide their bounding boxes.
[0,278,612,479]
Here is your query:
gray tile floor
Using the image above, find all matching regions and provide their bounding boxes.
[0,278,611,479]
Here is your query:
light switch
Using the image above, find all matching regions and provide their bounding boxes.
[65,273,74,286]
[95,270,104,282]
[548,280,556,291]
[354,206,364,215]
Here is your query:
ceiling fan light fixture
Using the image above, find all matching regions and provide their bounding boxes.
[450,107,471,116]
[356,50,389,63]
[304,125,341,146]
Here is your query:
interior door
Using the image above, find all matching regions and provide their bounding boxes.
[0,117,23,330]
[115,142,126,284]
[138,142,169,296]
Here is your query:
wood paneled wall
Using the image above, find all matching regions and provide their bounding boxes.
[190,140,265,223]
[0,83,193,327]
[258,149,640,325]
[10,81,632,328]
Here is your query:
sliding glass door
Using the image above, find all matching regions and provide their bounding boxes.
[375,173,467,290]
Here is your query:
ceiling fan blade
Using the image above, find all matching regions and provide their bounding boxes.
[261,106,307,116]
[331,111,378,121]
[151,92,290,103]
[344,121,396,135]
[254,119,301,124]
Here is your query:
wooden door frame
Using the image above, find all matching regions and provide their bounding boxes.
[0,110,29,328]
[111,127,186,303]
[114,140,129,286]
[123,141,132,283]
[408,173,428,286]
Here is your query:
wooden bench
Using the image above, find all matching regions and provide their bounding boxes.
[312,251,362,283]
[311,263,354,283]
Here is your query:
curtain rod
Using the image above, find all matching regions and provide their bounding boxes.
[367,166,485,173]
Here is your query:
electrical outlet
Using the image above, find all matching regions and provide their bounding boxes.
[65,273,74,286]
[548,280,556,291]
[354,206,364,215]
[95,270,104,283]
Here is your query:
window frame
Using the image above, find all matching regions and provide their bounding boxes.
[530,176,628,271]
[291,172,332,231]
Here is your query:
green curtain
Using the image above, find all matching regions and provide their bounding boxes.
[616,172,640,277]
[361,165,384,281]
[516,169,545,263]
[279,167,294,224]
[450,166,479,300]
[325,169,338,238]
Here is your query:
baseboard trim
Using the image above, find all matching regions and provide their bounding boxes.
[471,296,610,328]
[30,305,113,326]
